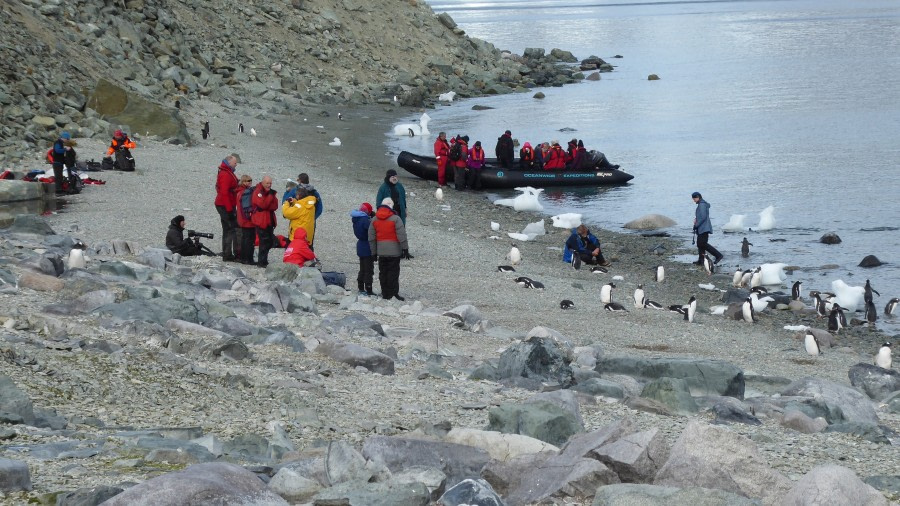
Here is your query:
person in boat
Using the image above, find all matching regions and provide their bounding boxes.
[564,224,610,268]
[544,141,566,170]
[536,142,549,170]
[571,140,591,170]
[495,130,514,169]
[466,140,486,190]
[433,131,450,187]
[376,169,408,225]
[564,139,578,169]
[519,142,536,170]
[451,135,469,191]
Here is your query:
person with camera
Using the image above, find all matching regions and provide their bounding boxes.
[166,215,204,256]
[251,175,279,268]
[214,153,241,262]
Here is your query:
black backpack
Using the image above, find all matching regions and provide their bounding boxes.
[448,142,462,161]
[239,187,254,221]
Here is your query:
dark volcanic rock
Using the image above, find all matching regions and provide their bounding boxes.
[820,232,842,244]
[858,255,883,267]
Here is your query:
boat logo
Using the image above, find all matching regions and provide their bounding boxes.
[496,171,504,177]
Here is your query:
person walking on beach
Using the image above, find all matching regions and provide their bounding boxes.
[376,169,408,226]
[251,175,279,268]
[351,202,376,295]
[466,140,486,190]
[369,198,410,301]
[692,191,723,265]
[495,129,514,169]
[434,132,451,187]
[214,153,241,262]
[49,132,71,195]
[234,174,255,264]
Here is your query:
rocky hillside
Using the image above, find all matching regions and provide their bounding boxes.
[0,0,587,163]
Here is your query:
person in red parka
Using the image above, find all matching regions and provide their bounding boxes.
[214,153,241,261]
[233,174,255,264]
[283,228,318,267]
[544,141,566,170]
[452,135,469,191]
[250,175,279,267]
[433,131,450,187]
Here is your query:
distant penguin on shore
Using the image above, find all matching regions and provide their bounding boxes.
[497,265,515,273]
[804,333,822,357]
[435,187,443,201]
[741,237,752,258]
[828,304,845,332]
[633,284,646,308]
[250,127,257,136]
[560,300,575,310]
[239,123,244,133]
[605,302,628,312]
[655,265,665,283]
[886,297,899,316]
[591,265,608,274]
[514,276,533,287]
[507,244,521,265]
[791,281,803,301]
[67,248,85,269]
[732,268,743,288]
[814,292,828,317]
[600,283,615,304]
[702,254,714,275]
[875,342,892,369]
[644,300,663,309]
[864,279,880,303]
[741,297,755,323]
[685,296,697,323]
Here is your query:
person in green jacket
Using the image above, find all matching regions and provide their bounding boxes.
[376,169,407,225]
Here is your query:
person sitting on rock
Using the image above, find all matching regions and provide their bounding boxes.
[564,224,610,268]
[166,215,202,256]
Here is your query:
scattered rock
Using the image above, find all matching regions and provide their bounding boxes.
[781,410,828,434]
[781,377,879,424]
[316,339,395,375]
[0,458,31,492]
[444,428,558,463]
[858,255,883,267]
[487,401,582,446]
[496,334,575,389]
[592,484,759,505]
[596,356,745,398]
[361,436,490,489]
[820,232,842,244]
[594,428,668,483]
[848,363,900,401]
[439,478,505,506]
[648,74,660,80]
[780,464,888,505]
[640,377,698,415]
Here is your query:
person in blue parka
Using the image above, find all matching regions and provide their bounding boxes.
[564,225,610,269]
[351,202,375,295]
[692,191,723,265]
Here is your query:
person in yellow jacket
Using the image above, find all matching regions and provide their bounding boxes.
[282,187,318,247]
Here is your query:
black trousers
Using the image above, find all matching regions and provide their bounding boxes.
[52,162,65,192]
[578,251,606,264]
[453,166,467,190]
[256,226,275,266]
[466,168,482,190]
[378,256,401,299]
[239,226,255,264]
[696,232,722,261]
[358,256,375,291]
[216,205,238,260]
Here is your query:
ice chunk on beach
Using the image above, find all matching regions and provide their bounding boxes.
[756,205,775,231]
[508,232,530,241]
[438,91,456,102]
[550,213,582,229]
[722,214,747,232]
[491,222,500,231]
[493,186,544,212]
[392,113,431,136]
[758,263,787,285]
[521,219,546,240]
[328,137,341,146]
[831,279,865,312]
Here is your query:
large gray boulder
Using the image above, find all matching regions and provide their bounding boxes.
[361,436,490,489]
[597,356,744,398]
[487,401,582,446]
[654,421,791,504]
[312,479,431,506]
[594,428,669,483]
[94,297,199,325]
[781,377,878,424]
[497,335,575,389]
[55,485,124,505]
[444,428,558,463]
[779,464,888,506]
[0,458,31,492]
[0,375,34,425]
[593,484,760,505]
[317,339,395,375]
[101,462,287,505]
[848,363,900,401]
[0,181,44,204]
[87,78,190,145]
[640,377,698,414]
[439,478,505,506]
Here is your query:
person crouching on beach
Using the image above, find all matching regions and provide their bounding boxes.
[369,198,410,301]
[351,202,375,296]
[251,175,279,268]
[565,224,610,268]
[234,174,255,264]
[283,228,318,268]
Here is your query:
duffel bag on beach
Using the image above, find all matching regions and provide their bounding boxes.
[101,157,114,171]
[83,159,103,171]
[322,271,346,288]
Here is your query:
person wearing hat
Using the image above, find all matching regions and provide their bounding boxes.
[544,140,566,170]
[49,132,72,194]
[251,175,279,268]
[452,135,469,190]
[214,153,242,262]
[565,139,578,168]
[105,129,136,156]
[166,215,202,256]
[351,202,376,295]
[234,174,256,264]
[433,131,451,186]
[692,192,723,266]
[375,169,408,225]
[495,129,514,169]
[369,198,411,301]
[466,140,486,190]
[571,140,588,170]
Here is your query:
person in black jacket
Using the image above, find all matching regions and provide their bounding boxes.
[166,215,202,256]
[495,130,514,169]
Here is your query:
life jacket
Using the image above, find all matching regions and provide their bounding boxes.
[520,146,534,161]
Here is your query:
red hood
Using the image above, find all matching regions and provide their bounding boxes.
[375,206,395,219]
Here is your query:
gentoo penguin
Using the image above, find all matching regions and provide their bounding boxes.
[702,254,714,275]
[644,300,664,309]
[338,112,343,121]
[591,265,608,274]
[804,333,822,357]
[740,269,753,288]
[791,281,803,301]
[239,122,244,133]
[600,283,616,304]
[685,296,697,323]
[865,300,878,324]
[813,292,828,317]
[514,276,533,287]
[732,268,744,288]
[741,237,752,258]
[497,265,516,273]
[604,302,628,312]
[886,297,899,316]
[875,342,892,369]
[633,284,646,308]
[560,300,576,310]
[67,248,86,269]
[528,280,545,290]
[750,286,769,295]
[864,279,880,303]
[571,254,582,270]
[668,304,688,316]
[654,265,665,283]
[741,297,755,323]
[750,291,773,313]
[507,244,521,265]
[749,267,762,289]
[435,187,443,201]
[828,304,845,332]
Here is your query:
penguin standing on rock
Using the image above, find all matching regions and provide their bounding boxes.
[828,304,845,332]
[741,297,755,323]
[875,342,892,369]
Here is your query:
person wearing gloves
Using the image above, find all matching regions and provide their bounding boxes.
[368,198,410,301]
[351,202,376,295]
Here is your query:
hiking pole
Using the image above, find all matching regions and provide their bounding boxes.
[691,229,696,245]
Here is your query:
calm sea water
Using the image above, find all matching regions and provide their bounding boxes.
[386,0,900,330]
